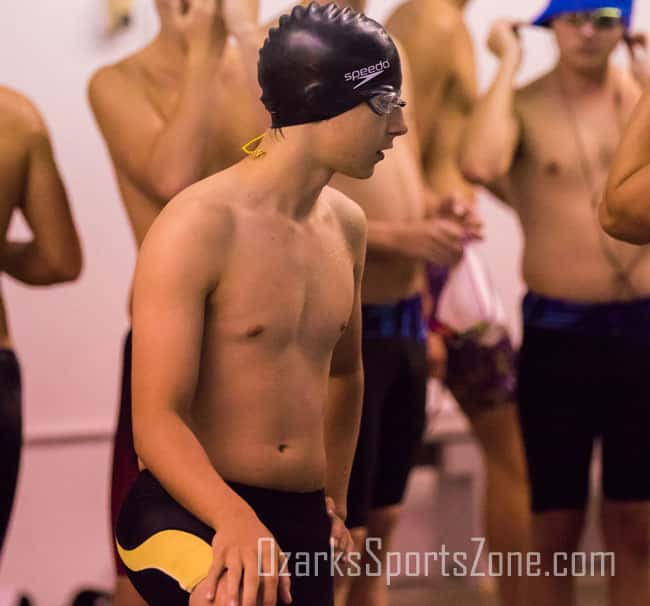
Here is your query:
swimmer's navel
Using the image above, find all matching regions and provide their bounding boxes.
[245,325,265,338]
[278,443,289,453]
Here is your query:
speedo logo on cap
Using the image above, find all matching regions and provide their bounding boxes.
[345,60,391,89]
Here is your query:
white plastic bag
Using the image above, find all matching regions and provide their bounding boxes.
[436,245,506,344]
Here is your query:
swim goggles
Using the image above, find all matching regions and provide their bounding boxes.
[556,7,624,29]
[367,91,407,116]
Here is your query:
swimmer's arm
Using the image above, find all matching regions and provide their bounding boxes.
[221,1,268,129]
[459,43,521,185]
[88,60,220,203]
[131,201,253,529]
[324,203,367,519]
[430,22,480,205]
[601,88,650,244]
[2,112,82,285]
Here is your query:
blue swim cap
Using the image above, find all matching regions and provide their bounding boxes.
[531,0,634,29]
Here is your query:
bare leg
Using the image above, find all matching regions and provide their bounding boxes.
[113,576,148,606]
[528,509,586,606]
[334,528,367,606]
[601,500,650,606]
[465,403,531,606]
[344,505,400,606]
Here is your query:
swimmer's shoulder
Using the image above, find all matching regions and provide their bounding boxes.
[87,49,151,110]
[147,180,236,260]
[387,0,463,51]
[0,86,48,137]
[321,187,368,258]
[388,0,462,35]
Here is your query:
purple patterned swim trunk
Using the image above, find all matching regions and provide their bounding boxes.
[427,265,518,416]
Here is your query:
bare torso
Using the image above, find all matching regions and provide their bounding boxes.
[0,88,32,348]
[113,39,262,248]
[331,133,424,303]
[162,175,358,490]
[505,69,650,301]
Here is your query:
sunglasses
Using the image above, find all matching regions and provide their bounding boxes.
[367,91,407,116]
[557,8,625,30]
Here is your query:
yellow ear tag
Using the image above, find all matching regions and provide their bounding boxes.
[242,134,267,159]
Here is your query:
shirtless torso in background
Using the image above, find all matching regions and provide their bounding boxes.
[90,2,264,250]
[506,71,649,300]
[461,25,649,301]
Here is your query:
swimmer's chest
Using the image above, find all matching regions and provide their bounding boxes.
[512,94,621,211]
[213,215,355,352]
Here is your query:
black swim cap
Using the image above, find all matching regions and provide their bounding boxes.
[258,2,403,128]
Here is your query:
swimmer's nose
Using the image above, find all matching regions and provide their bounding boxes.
[389,107,408,137]
[579,21,597,38]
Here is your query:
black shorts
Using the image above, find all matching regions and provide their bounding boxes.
[346,296,427,529]
[111,330,140,576]
[116,470,334,606]
[0,349,21,554]
[517,292,650,513]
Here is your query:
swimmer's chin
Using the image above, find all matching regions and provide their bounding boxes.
[336,158,380,180]
[350,163,380,180]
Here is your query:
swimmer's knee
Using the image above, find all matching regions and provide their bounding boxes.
[350,527,368,552]
[366,505,401,539]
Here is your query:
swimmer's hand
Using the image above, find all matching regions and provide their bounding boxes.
[626,32,650,88]
[487,19,523,69]
[395,219,466,267]
[221,0,259,38]
[203,505,292,606]
[437,195,485,243]
[326,497,353,561]
[163,0,226,58]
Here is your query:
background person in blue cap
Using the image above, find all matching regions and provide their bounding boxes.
[460,1,650,606]
[532,0,634,29]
